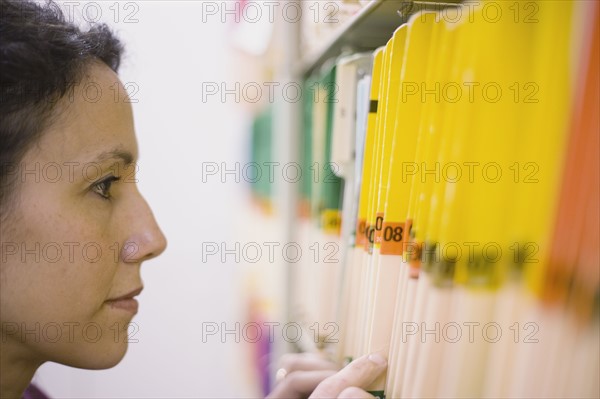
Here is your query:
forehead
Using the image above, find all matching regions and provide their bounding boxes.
[32,62,138,165]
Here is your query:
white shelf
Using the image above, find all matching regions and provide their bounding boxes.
[298,0,462,77]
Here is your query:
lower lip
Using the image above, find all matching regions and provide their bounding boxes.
[105,298,139,313]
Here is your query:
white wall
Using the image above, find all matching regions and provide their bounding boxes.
[35,1,262,397]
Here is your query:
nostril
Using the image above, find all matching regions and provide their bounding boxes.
[145,236,167,261]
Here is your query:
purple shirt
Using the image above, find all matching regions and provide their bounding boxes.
[22,384,49,399]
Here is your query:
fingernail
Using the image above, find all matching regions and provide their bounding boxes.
[368,353,387,367]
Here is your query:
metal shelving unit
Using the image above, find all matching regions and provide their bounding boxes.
[299,0,462,77]
[281,0,463,355]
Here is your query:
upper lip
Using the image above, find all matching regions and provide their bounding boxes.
[106,286,143,301]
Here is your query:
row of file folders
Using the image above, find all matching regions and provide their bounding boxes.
[250,1,599,398]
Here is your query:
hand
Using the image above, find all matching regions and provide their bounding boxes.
[266,352,339,399]
[309,353,387,399]
[266,353,387,399]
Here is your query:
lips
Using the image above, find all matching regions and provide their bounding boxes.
[105,287,143,313]
[107,286,143,302]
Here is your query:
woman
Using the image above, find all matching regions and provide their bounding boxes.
[0,0,386,398]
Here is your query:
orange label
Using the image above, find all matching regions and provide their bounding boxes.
[405,219,413,241]
[364,222,374,252]
[406,240,422,269]
[403,220,421,272]
[373,212,384,246]
[380,221,405,255]
[356,218,367,247]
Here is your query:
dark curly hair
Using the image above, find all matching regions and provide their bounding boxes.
[0,0,123,217]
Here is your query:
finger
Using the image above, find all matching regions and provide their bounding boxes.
[338,387,376,399]
[309,354,387,399]
[273,353,338,390]
[266,370,338,399]
[279,352,339,373]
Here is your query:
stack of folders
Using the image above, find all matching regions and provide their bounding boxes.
[251,1,599,398]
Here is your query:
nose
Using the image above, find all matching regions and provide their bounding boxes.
[121,193,167,263]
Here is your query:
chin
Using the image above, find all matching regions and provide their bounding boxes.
[51,338,129,370]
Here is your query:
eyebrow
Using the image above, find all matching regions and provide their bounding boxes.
[92,148,135,166]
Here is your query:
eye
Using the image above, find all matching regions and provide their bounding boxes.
[91,175,121,200]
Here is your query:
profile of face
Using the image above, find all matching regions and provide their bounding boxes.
[0,62,167,370]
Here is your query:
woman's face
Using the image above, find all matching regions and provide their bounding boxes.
[0,62,167,369]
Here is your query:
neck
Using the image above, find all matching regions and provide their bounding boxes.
[0,336,44,399]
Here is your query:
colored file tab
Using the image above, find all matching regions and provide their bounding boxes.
[356,48,384,250]
[382,12,436,256]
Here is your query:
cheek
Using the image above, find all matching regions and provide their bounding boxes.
[1,189,132,367]
[1,189,119,325]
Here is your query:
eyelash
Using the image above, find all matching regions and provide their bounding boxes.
[91,175,121,200]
